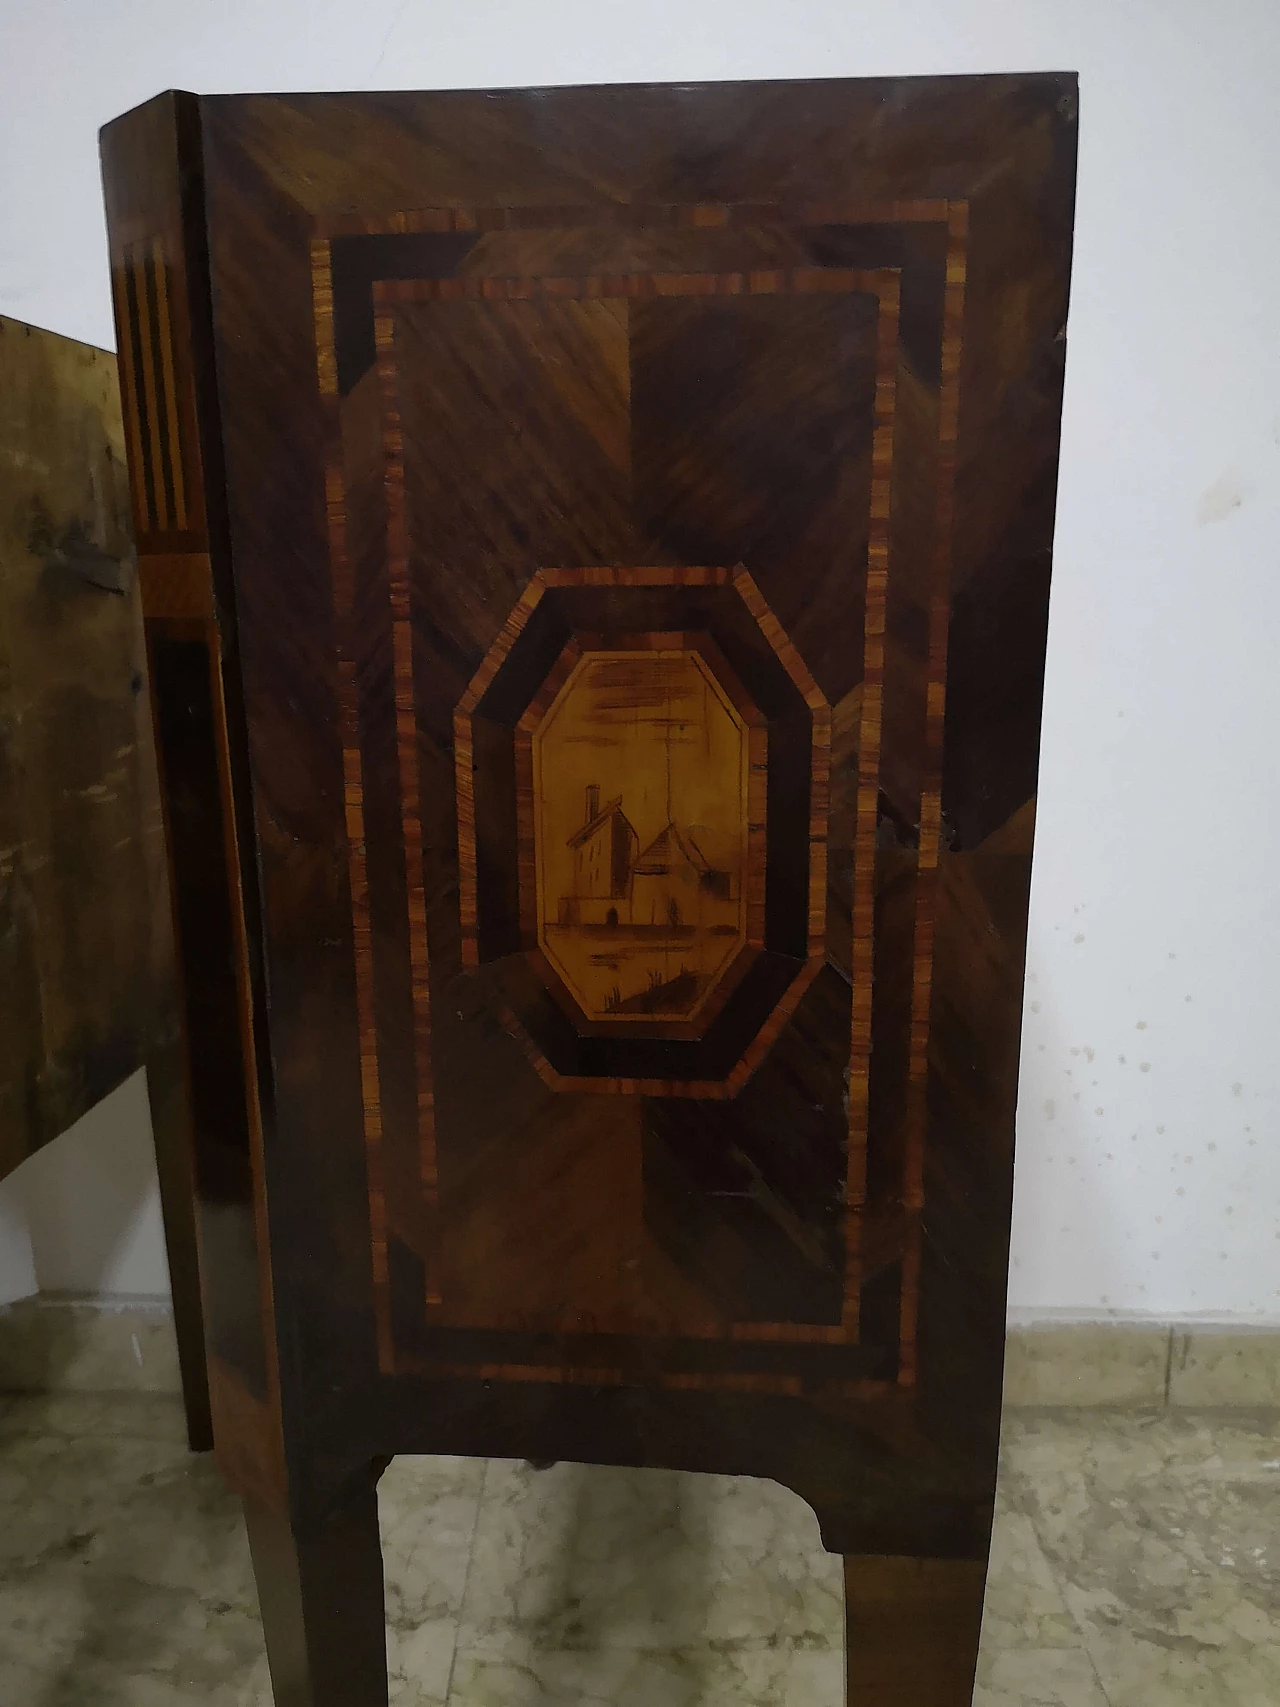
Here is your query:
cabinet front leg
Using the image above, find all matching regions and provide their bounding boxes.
[843,1555,987,1707]
[244,1467,389,1707]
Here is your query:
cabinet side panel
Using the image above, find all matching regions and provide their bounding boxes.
[101,91,285,1513]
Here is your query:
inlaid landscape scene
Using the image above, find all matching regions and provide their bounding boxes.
[533,648,750,1023]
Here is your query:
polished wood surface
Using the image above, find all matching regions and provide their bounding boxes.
[844,1556,989,1706]
[102,74,1077,1705]
[243,1464,388,1707]
[101,94,284,1501]
[533,644,750,1026]
[0,313,210,1448]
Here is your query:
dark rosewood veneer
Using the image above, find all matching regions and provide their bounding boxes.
[101,74,1077,1705]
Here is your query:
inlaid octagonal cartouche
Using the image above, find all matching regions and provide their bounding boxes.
[454,565,828,1095]
[532,643,753,1028]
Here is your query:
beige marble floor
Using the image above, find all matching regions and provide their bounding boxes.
[0,1394,1276,1705]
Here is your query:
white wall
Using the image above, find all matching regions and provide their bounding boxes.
[0,1188,37,1306]
[1,0,1277,1320]
[0,1072,170,1299]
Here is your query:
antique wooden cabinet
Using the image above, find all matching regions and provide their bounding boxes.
[101,76,1076,1705]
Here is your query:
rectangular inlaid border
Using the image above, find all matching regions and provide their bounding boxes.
[389,271,886,1110]
[317,198,953,239]
[843,269,901,1340]
[313,239,396,1371]
[374,267,883,303]
[896,201,970,1386]
[312,205,966,1388]
[375,268,885,1355]
[380,344,442,1310]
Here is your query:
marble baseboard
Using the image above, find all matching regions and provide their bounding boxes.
[1002,1324,1173,1408]
[1166,1327,1280,1409]
[1002,1323,1280,1410]
[2,1296,1278,1410]
[0,1296,180,1395]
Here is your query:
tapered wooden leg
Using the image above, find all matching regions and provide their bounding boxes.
[844,1556,987,1706]
[144,1032,213,1452]
[244,1471,389,1707]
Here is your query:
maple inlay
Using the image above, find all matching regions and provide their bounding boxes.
[532,648,749,1023]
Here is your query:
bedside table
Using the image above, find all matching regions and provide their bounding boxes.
[101,75,1076,1705]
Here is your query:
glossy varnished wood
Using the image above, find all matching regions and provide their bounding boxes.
[243,1464,389,1707]
[100,92,285,1504]
[102,74,1077,1706]
[844,1556,989,1706]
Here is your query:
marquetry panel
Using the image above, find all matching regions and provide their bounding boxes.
[452,565,825,1080]
[307,199,968,1394]
[106,76,1076,1632]
[530,642,753,1027]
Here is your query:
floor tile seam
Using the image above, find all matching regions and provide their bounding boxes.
[1001,1408,1205,1478]
[1010,1545,1119,1707]
[1067,1616,1155,1707]
[1163,1324,1175,1409]
[993,1468,1109,1673]
[1010,1505,1211,1698]
[1078,1629,1120,1707]
[444,1456,492,1704]
[1005,1419,1280,1509]
[447,1628,845,1658]
[1008,1396,1280,1419]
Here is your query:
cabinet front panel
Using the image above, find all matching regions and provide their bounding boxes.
[197,79,1074,1540]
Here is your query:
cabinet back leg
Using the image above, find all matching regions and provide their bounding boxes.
[844,1555,987,1707]
[244,1472,389,1707]
[144,1039,214,1452]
